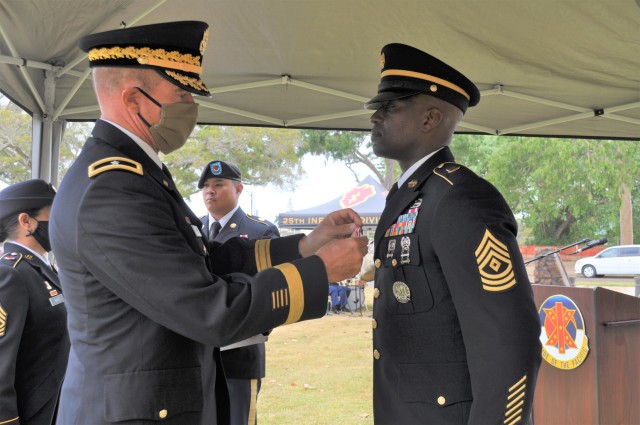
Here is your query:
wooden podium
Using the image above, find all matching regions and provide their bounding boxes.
[532,285,640,424]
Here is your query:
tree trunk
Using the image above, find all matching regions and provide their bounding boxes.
[619,181,633,244]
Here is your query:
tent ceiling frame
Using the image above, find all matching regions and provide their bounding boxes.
[3,56,638,137]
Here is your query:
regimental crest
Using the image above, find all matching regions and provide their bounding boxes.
[538,295,589,370]
[210,161,222,176]
[340,183,376,209]
[475,229,516,292]
[380,52,385,68]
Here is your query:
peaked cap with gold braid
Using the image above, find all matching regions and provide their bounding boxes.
[365,43,480,113]
[78,21,210,96]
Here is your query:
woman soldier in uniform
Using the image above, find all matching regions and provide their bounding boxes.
[0,180,69,425]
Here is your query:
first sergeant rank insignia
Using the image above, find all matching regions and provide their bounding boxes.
[475,228,517,292]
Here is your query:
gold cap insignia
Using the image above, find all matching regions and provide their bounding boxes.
[475,229,517,292]
[380,52,385,68]
[200,28,209,55]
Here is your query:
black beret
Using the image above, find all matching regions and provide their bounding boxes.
[78,21,210,96]
[198,161,242,188]
[0,179,56,221]
[365,43,480,113]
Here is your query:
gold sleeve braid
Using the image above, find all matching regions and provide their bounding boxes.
[254,239,272,271]
[274,263,304,325]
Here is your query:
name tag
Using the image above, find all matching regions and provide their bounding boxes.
[191,225,203,238]
[49,294,65,306]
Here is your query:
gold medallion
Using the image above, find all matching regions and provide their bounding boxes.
[392,281,411,303]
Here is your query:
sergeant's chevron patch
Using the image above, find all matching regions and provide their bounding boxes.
[475,229,517,292]
[88,157,143,178]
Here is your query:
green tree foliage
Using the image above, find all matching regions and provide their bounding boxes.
[449,134,508,178]
[162,125,305,198]
[484,138,639,245]
[0,100,32,183]
[59,122,92,179]
[0,100,87,185]
[299,129,399,188]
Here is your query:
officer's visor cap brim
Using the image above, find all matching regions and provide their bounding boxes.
[364,90,422,110]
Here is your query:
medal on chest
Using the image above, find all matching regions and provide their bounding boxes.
[384,198,422,237]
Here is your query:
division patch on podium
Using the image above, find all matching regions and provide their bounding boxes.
[538,294,590,370]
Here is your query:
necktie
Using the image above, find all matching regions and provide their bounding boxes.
[209,221,221,241]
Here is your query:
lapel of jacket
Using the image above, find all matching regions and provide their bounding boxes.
[91,120,203,229]
[374,147,455,250]
[201,215,210,237]
[217,207,245,241]
[4,242,61,290]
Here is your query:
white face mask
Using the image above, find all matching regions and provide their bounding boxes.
[136,87,199,154]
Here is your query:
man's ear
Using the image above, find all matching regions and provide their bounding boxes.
[122,87,142,113]
[235,182,244,196]
[422,108,443,132]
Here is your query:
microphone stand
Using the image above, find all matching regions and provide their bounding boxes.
[525,238,590,287]
[524,238,589,265]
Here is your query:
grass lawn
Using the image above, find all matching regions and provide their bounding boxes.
[258,307,374,425]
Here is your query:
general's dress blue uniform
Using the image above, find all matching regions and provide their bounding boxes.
[50,22,329,425]
[366,44,541,424]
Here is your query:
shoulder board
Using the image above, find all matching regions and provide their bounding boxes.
[433,162,462,186]
[0,252,23,268]
[246,214,268,226]
[88,157,143,178]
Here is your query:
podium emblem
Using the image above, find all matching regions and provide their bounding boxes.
[538,294,590,370]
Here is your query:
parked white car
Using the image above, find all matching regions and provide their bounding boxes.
[574,245,640,278]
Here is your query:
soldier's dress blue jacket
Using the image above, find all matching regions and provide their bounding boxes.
[202,208,279,382]
[50,120,328,424]
[372,147,541,425]
[0,242,69,425]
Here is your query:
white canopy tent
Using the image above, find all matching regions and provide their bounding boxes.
[0,0,639,184]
